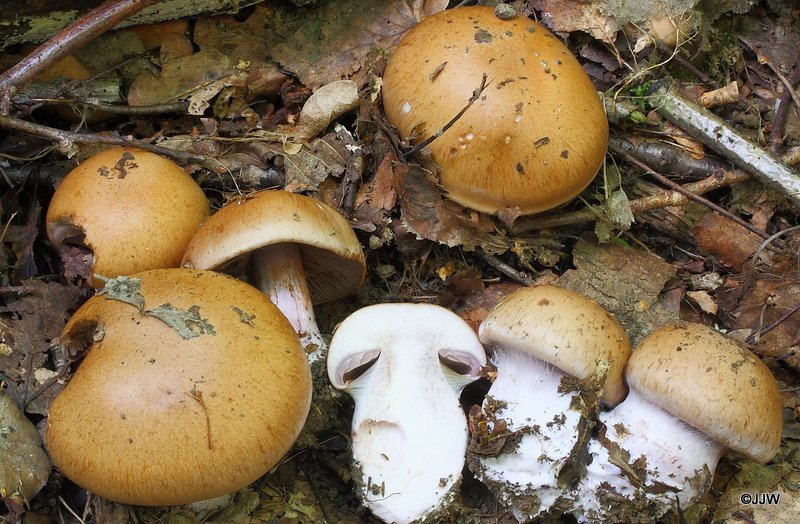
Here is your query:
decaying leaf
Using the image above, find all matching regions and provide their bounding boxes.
[394,164,498,251]
[557,236,679,345]
[258,135,348,193]
[692,212,764,270]
[144,304,216,340]
[273,0,448,89]
[595,188,635,243]
[97,275,145,310]
[0,389,51,506]
[127,5,287,109]
[294,80,361,142]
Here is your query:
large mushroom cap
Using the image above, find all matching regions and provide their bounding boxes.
[181,190,365,305]
[45,268,312,506]
[46,147,210,287]
[382,6,608,215]
[479,285,631,407]
[626,322,783,464]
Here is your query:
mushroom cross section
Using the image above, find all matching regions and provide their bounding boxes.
[46,147,210,287]
[382,6,608,215]
[45,268,312,506]
[327,303,487,524]
[181,190,365,365]
[569,322,783,522]
[470,285,631,521]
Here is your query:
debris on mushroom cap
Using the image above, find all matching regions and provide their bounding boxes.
[625,322,783,463]
[327,303,487,524]
[479,285,631,406]
[45,147,210,288]
[469,285,632,521]
[382,6,608,215]
[181,190,365,305]
[45,268,312,506]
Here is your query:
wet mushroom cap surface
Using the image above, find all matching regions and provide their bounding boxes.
[181,190,365,305]
[382,6,608,215]
[626,322,783,463]
[45,147,210,287]
[45,268,312,506]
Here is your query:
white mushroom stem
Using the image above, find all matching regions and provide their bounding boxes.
[251,243,326,364]
[473,348,583,522]
[570,388,724,521]
[327,304,487,524]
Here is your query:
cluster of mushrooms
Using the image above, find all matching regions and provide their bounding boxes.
[40,6,783,524]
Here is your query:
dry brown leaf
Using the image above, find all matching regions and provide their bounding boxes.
[0,280,87,414]
[127,5,287,108]
[539,0,621,44]
[692,212,763,270]
[393,165,496,251]
[273,0,447,90]
[294,80,360,142]
[258,134,348,193]
[717,275,800,368]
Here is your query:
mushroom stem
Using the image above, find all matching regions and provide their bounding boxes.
[571,388,724,521]
[251,243,327,363]
[472,348,583,521]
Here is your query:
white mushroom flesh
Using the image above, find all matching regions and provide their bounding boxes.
[251,243,327,364]
[327,304,486,523]
[569,388,723,521]
[471,347,583,521]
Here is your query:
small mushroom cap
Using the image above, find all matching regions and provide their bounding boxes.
[382,6,608,215]
[626,322,783,464]
[181,190,365,304]
[478,285,631,407]
[46,147,210,287]
[45,268,311,506]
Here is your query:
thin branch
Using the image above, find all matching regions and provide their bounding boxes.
[610,141,771,240]
[0,0,159,114]
[402,73,490,160]
[0,113,211,166]
[648,81,800,210]
[513,167,749,232]
[476,250,535,286]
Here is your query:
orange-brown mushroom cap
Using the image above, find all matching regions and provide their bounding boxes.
[45,268,312,506]
[479,285,631,407]
[382,6,608,215]
[626,322,783,464]
[181,190,365,305]
[45,147,210,287]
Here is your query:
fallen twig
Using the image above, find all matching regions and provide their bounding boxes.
[0,113,211,166]
[401,73,490,160]
[648,80,800,210]
[0,0,159,114]
[611,142,771,240]
[513,168,750,232]
[476,250,535,286]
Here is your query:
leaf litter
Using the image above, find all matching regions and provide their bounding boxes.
[1,0,800,522]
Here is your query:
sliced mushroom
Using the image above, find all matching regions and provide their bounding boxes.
[327,303,487,523]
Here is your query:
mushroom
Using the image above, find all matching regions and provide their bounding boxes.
[46,147,210,287]
[382,6,608,215]
[327,303,487,523]
[181,190,365,365]
[45,268,312,506]
[569,322,783,522]
[469,285,631,521]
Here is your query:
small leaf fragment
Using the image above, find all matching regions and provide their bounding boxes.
[144,304,216,339]
[231,306,256,327]
[96,275,145,310]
